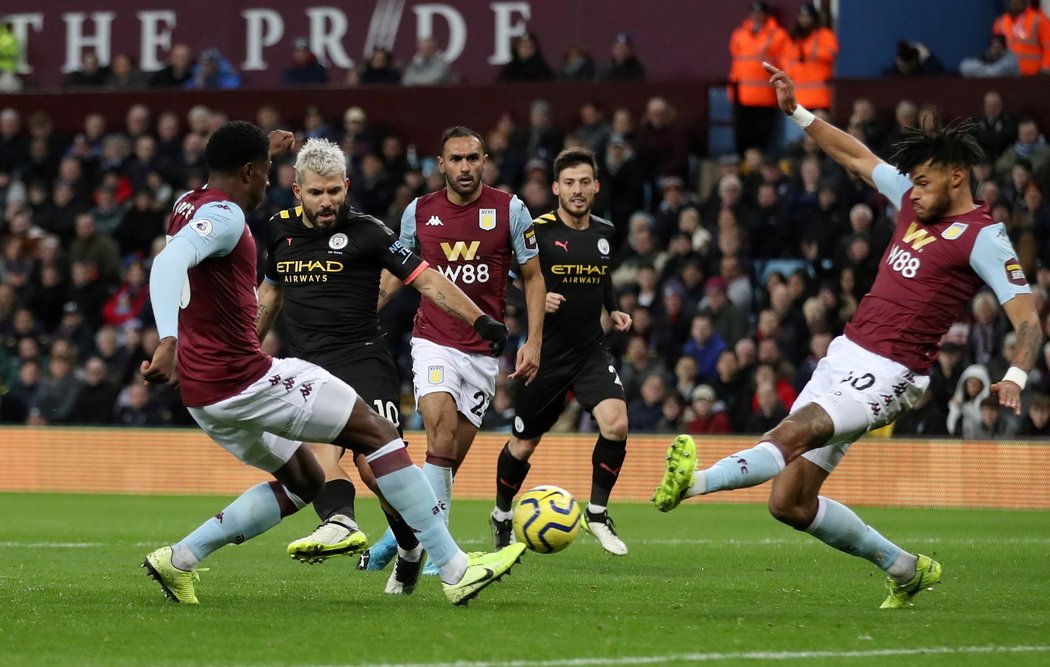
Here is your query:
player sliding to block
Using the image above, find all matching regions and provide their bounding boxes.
[655,62,1041,609]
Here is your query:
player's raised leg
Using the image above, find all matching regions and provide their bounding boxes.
[335,394,524,605]
[145,433,321,604]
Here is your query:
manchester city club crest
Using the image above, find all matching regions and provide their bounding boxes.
[598,238,611,255]
[479,208,496,230]
[329,232,348,249]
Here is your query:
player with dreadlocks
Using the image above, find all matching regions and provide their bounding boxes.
[654,63,1041,608]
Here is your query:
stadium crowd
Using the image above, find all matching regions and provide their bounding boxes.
[2,3,1050,439]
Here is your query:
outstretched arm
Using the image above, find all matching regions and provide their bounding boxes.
[991,293,1042,415]
[763,62,886,188]
[409,267,509,357]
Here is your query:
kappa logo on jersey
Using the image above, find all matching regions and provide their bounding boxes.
[440,240,480,261]
[598,238,611,255]
[940,222,968,240]
[1005,259,1027,286]
[329,232,348,250]
[191,219,214,237]
[426,215,443,226]
[428,365,444,384]
[479,208,496,230]
[901,221,937,252]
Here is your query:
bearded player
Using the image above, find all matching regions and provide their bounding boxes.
[654,63,1041,609]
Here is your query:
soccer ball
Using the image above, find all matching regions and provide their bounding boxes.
[513,485,581,554]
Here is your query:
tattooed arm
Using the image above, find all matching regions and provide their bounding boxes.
[992,293,1042,415]
[256,280,284,340]
[408,266,484,324]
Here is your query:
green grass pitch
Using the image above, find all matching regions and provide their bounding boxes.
[1,492,1048,666]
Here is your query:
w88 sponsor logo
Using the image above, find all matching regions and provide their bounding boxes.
[439,262,490,284]
[886,244,921,279]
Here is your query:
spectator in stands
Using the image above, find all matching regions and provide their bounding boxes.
[521,98,562,163]
[340,106,381,167]
[728,1,789,154]
[186,48,240,89]
[349,152,395,217]
[682,313,726,384]
[24,262,66,332]
[102,259,151,328]
[699,275,748,348]
[281,38,327,85]
[497,31,553,81]
[27,351,81,425]
[686,384,731,434]
[746,379,788,433]
[672,354,699,400]
[619,334,661,401]
[358,46,401,85]
[105,53,145,88]
[402,37,455,86]
[574,101,611,155]
[114,381,164,426]
[975,395,1018,438]
[710,348,751,432]
[54,301,95,360]
[884,40,945,76]
[558,41,596,81]
[967,290,1007,367]
[947,363,992,438]
[0,357,39,422]
[0,16,22,92]
[996,117,1050,181]
[634,96,689,184]
[848,97,887,152]
[961,34,1021,78]
[783,4,838,112]
[891,387,950,437]
[600,32,645,81]
[63,51,107,88]
[882,100,919,156]
[720,254,753,312]
[1021,392,1050,436]
[69,213,121,284]
[611,212,666,287]
[656,390,687,433]
[628,372,668,433]
[595,133,644,233]
[992,0,1050,76]
[149,44,194,88]
[68,356,118,424]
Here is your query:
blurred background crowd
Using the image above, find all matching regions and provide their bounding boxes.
[1,1,1050,438]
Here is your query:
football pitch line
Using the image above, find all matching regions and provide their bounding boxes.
[366,645,1050,667]
[4,536,1050,549]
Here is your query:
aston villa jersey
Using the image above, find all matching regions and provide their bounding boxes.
[845,164,1031,373]
[400,185,537,354]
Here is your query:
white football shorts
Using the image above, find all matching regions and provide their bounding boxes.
[410,337,498,428]
[188,357,358,472]
[796,335,929,473]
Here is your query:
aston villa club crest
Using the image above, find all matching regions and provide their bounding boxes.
[329,232,348,249]
[479,208,496,230]
[428,365,444,384]
[940,222,967,240]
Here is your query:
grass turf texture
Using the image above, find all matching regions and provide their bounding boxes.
[1,493,1048,666]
